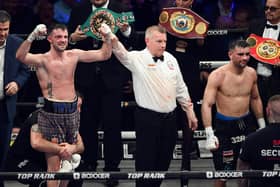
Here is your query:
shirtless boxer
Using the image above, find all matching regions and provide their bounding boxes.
[16,23,112,187]
[201,39,265,187]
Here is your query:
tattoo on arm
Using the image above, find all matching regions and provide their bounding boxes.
[47,81,53,98]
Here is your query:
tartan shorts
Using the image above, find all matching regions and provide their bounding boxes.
[38,109,80,144]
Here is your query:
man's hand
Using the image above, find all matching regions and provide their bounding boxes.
[5,81,19,96]
[205,126,219,150]
[99,23,117,42]
[184,101,198,130]
[59,143,76,160]
[69,25,87,44]
[117,22,129,32]
[27,24,47,42]
[186,109,198,131]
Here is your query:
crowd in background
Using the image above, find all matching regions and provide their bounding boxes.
[0,0,265,34]
[0,0,266,129]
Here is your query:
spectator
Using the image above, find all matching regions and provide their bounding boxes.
[247,0,280,122]
[237,94,280,187]
[67,1,136,186]
[0,10,30,187]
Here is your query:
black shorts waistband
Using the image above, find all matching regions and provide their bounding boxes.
[258,75,271,81]
[43,98,77,114]
[136,106,175,119]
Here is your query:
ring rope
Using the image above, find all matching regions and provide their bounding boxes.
[97,130,206,140]
[2,170,280,180]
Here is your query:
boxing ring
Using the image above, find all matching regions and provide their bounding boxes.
[10,28,275,186]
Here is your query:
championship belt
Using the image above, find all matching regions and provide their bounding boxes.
[159,7,209,39]
[246,34,280,65]
[81,8,135,40]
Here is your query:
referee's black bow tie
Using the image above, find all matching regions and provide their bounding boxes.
[265,24,278,30]
[152,55,164,62]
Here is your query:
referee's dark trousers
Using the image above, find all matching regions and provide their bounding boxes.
[135,106,177,187]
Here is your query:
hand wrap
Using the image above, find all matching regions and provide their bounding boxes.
[27,24,47,42]
[205,126,219,150]
[257,118,266,130]
[100,23,116,42]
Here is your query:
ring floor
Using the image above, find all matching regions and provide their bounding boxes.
[5,159,238,187]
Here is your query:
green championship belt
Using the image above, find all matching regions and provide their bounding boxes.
[159,7,209,39]
[247,34,280,65]
[81,8,135,40]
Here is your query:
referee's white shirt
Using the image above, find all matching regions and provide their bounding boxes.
[113,44,191,113]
